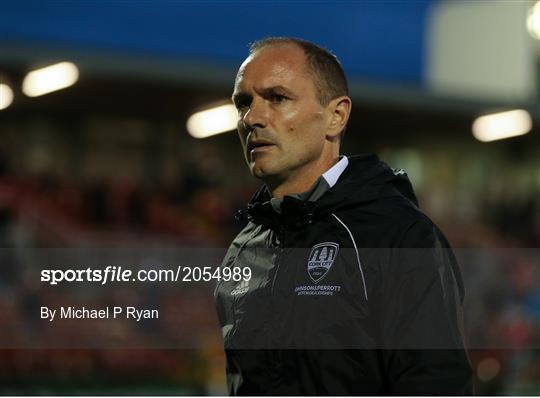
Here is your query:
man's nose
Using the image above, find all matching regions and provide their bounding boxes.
[242,98,267,130]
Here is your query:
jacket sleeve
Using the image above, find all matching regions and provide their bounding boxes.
[379,216,473,395]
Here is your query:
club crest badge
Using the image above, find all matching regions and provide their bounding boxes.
[307,242,339,283]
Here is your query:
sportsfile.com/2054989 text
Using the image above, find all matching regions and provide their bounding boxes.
[40,266,251,285]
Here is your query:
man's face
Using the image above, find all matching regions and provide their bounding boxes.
[232,45,331,185]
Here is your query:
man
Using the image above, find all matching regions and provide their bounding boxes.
[214,37,472,395]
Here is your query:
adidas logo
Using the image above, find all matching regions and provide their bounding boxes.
[231,280,249,296]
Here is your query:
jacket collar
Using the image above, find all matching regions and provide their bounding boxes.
[237,157,348,228]
[236,153,417,228]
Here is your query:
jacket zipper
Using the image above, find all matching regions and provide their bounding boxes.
[268,225,286,381]
[270,224,285,294]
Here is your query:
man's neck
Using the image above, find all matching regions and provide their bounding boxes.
[268,156,340,199]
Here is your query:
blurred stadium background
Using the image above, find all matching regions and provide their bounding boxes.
[1,0,540,395]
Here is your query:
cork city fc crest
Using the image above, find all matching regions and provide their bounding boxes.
[307,242,339,283]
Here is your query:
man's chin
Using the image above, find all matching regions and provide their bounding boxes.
[250,167,270,180]
[249,161,280,180]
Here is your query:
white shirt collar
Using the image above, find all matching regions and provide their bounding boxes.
[322,155,349,188]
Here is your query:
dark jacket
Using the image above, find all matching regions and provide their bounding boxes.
[214,154,473,395]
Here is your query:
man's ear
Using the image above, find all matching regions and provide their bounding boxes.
[326,96,352,139]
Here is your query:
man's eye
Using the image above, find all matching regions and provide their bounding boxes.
[233,95,251,111]
[236,102,250,112]
[270,94,287,103]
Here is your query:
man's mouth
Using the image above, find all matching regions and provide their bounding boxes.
[247,140,275,154]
